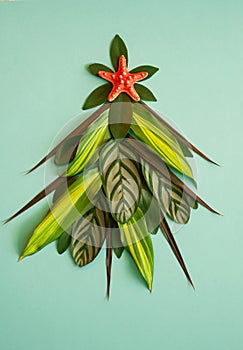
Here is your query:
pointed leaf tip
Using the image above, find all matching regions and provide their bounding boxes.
[110,35,128,70]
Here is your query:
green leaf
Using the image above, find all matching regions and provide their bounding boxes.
[130,65,159,80]
[134,84,157,101]
[99,139,141,224]
[142,159,195,224]
[19,168,102,260]
[56,232,71,254]
[131,104,194,180]
[177,139,193,158]
[88,63,113,76]
[139,189,161,233]
[66,110,111,177]
[82,83,111,110]
[71,196,109,267]
[54,136,80,165]
[111,224,124,258]
[108,94,132,138]
[110,34,128,70]
[119,208,154,291]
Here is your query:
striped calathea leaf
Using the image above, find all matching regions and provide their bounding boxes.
[99,139,142,224]
[5,34,220,298]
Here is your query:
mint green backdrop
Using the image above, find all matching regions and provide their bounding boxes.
[0,1,242,349]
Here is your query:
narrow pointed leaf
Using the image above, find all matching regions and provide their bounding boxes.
[71,195,109,267]
[106,229,113,299]
[111,222,124,258]
[119,208,154,291]
[130,65,159,80]
[140,101,219,166]
[27,103,110,173]
[66,110,111,177]
[134,84,157,101]
[88,63,113,76]
[159,213,194,288]
[99,139,141,223]
[5,176,71,224]
[54,136,80,165]
[56,232,71,254]
[110,34,128,70]
[19,168,102,260]
[108,94,132,139]
[131,104,194,180]
[82,83,111,110]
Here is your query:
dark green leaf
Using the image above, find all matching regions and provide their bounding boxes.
[177,139,193,158]
[82,83,111,110]
[134,84,157,101]
[112,227,124,259]
[130,65,159,80]
[56,232,71,254]
[110,34,128,70]
[88,63,113,76]
[54,136,80,165]
[108,94,132,138]
[139,189,161,233]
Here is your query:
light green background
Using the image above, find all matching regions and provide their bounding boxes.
[0,1,242,349]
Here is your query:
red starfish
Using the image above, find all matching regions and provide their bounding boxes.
[98,55,148,102]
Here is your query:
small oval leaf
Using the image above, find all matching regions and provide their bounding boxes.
[82,83,111,110]
[134,84,157,101]
[56,232,71,254]
[88,63,113,76]
[110,34,128,70]
[130,65,159,80]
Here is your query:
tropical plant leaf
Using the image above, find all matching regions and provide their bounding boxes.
[111,221,124,258]
[88,63,113,76]
[66,110,111,177]
[108,94,132,139]
[134,84,157,101]
[82,83,112,110]
[54,135,80,165]
[130,65,159,80]
[56,232,71,254]
[177,139,193,158]
[110,34,128,70]
[27,103,110,173]
[126,136,219,215]
[142,160,194,224]
[131,104,194,181]
[19,168,102,260]
[99,139,141,224]
[119,208,154,291]
[105,228,113,299]
[159,213,194,288]
[140,101,219,166]
[71,195,109,268]
[139,189,161,233]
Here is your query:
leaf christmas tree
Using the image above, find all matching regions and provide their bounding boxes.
[5,35,220,297]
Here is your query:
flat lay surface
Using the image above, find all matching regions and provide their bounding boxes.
[0,1,242,349]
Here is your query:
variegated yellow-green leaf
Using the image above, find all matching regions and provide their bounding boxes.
[99,139,141,224]
[131,104,194,180]
[71,196,109,267]
[119,208,154,291]
[142,159,196,224]
[67,110,111,177]
[19,168,102,260]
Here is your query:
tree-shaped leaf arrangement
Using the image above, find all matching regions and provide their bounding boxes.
[5,35,220,298]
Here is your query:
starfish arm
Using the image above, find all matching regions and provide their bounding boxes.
[126,87,140,101]
[98,71,115,83]
[132,72,148,82]
[108,86,121,102]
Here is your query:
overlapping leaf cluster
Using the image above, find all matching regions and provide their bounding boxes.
[6,35,219,297]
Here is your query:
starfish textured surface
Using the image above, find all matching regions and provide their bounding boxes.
[98,55,148,101]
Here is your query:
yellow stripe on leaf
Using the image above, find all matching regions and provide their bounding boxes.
[119,208,154,291]
[19,168,101,260]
